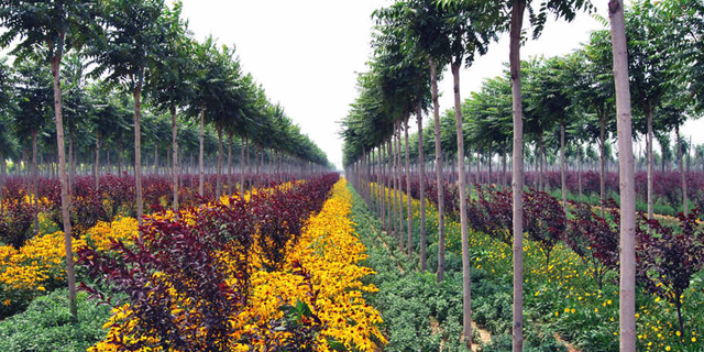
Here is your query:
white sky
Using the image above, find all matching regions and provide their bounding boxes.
[180,0,704,169]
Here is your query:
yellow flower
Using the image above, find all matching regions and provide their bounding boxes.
[693,337,697,343]
[2,299,10,306]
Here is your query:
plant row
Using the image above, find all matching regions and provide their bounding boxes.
[367,180,704,351]
[75,175,386,351]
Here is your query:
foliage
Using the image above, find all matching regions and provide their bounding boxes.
[0,289,112,352]
[79,176,386,352]
[636,210,704,338]
[0,199,37,248]
[564,200,619,290]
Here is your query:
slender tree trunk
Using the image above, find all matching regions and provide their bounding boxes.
[538,131,544,191]
[381,142,387,231]
[228,132,233,195]
[560,119,567,214]
[430,58,446,283]
[396,126,404,250]
[609,1,637,350]
[578,146,583,202]
[509,1,527,350]
[68,127,75,194]
[393,123,400,247]
[117,137,122,176]
[417,104,427,271]
[216,124,223,200]
[171,105,179,212]
[240,138,245,194]
[31,129,39,231]
[199,105,205,197]
[451,60,473,348]
[503,146,508,188]
[51,53,77,318]
[647,107,654,219]
[247,139,252,190]
[600,114,607,217]
[134,82,144,229]
[95,131,101,189]
[676,124,687,214]
[154,143,158,176]
[404,119,413,258]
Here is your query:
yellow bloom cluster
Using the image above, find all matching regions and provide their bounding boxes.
[91,179,386,352]
[0,217,139,311]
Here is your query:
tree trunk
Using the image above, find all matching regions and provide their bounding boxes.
[404,118,413,258]
[560,119,567,214]
[240,137,245,194]
[117,137,122,176]
[51,53,77,318]
[216,124,223,200]
[509,1,527,350]
[538,131,544,191]
[676,125,687,214]
[228,132,233,195]
[451,60,473,349]
[502,146,508,188]
[68,127,75,195]
[430,58,446,283]
[381,142,387,231]
[134,83,144,229]
[578,146,583,202]
[647,107,654,219]
[488,143,493,185]
[609,1,637,350]
[600,114,607,217]
[95,131,101,189]
[171,105,179,212]
[199,104,205,197]
[417,103,427,271]
[31,129,39,231]
[393,123,400,246]
[247,138,252,190]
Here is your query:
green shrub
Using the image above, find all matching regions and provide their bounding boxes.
[0,289,111,352]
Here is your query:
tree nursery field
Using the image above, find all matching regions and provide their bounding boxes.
[1,0,704,351]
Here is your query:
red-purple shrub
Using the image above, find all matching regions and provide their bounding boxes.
[636,209,704,339]
[565,200,619,290]
[467,184,514,245]
[78,207,252,351]
[0,201,37,248]
[523,189,566,267]
[252,174,338,271]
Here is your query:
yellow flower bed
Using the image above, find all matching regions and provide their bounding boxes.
[91,179,386,352]
[0,217,139,311]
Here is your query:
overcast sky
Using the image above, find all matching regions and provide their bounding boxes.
[180,0,704,169]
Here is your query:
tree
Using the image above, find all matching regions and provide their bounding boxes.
[0,0,98,318]
[188,37,235,198]
[147,1,195,212]
[12,55,52,231]
[432,2,501,346]
[377,0,451,280]
[608,0,637,350]
[90,0,167,228]
[583,31,616,216]
[0,59,16,210]
[500,1,592,350]
[623,0,669,220]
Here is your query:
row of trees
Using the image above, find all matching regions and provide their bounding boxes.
[342,0,703,351]
[0,0,330,319]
